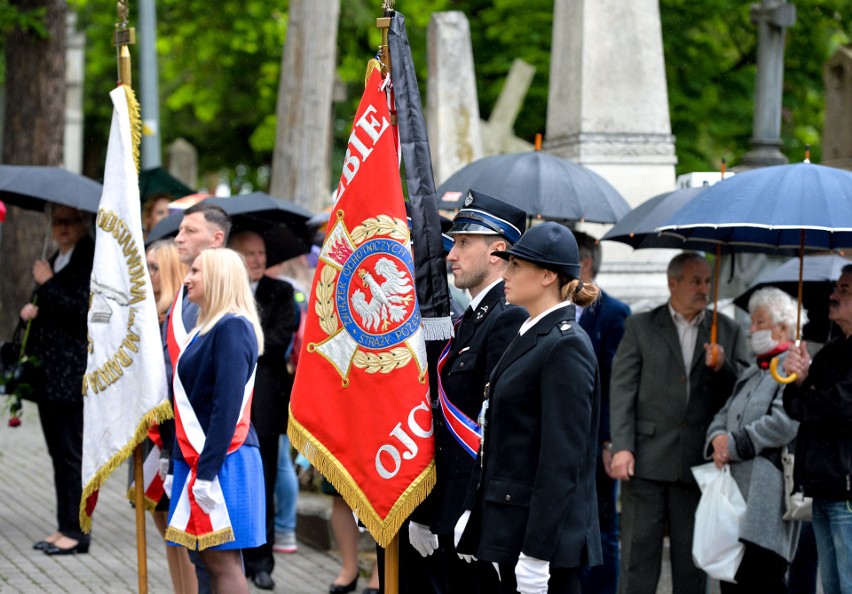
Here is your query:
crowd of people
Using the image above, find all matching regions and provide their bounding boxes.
[10,190,852,594]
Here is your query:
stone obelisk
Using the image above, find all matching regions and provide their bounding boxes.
[544,0,678,307]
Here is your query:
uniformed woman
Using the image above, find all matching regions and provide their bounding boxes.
[455,222,603,594]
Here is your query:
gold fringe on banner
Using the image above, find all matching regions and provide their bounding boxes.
[164,526,235,551]
[123,84,142,173]
[365,58,383,87]
[79,399,174,533]
[288,414,436,548]
[124,487,161,511]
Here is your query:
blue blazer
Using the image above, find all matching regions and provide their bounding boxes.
[174,314,260,481]
[578,289,630,444]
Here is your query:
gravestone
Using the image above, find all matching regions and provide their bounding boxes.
[167,138,198,190]
[823,46,852,171]
[741,0,796,168]
[544,0,678,308]
[427,12,483,187]
[480,58,536,156]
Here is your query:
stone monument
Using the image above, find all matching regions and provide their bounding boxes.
[741,0,796,168]
[64,12,86,174]
[823,45,852,171]
[427,12,483,187]
[544,0,678,308]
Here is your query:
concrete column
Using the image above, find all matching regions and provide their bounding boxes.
[545,0,678,308]
[741,0,795,168]
[823,46,852,171]
[64,12,86,174]
[139,0,162,169]
[427,12,483,188]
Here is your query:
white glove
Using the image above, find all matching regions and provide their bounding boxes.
[163,474,173,499]
[192,479,224,514]
[515,553,550,594]
[453,510,477,563]
[158,457,170,481]
[408,522,438,557]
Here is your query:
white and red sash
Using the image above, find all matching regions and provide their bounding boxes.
[164,306,257,550]
[436,323,481,459]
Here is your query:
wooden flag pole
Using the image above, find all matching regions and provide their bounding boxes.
[377,4,400,593]
[114,3,147,593]
[133,445,149,594]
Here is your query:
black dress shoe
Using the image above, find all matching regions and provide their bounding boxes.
[250,569,275,590]
[329,576,358,594]
[33,541,52,551]
[43,541,90,555]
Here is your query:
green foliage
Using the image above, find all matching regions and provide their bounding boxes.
[0,1,48,37]
[59,0,852,189]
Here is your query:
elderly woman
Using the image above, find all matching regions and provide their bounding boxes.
[22,205,94,555]
[704,287,806,593]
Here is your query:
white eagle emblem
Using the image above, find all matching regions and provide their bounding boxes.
[351,257,415,332]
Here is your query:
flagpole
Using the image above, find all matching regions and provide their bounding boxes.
[377,5,400,594]
[114,3,148,593]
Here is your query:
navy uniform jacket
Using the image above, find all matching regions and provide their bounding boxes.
[427,281,526,535]
[174,314,259,481]
[460,304,603,568]
[578,289,630,445]
[252,276,298,436]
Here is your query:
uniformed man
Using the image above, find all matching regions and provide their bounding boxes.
[407,189,528,593]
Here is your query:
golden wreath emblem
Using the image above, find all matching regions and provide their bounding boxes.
[308,210,428,387]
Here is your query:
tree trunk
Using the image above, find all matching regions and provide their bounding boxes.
[269,0,340,213]
[0,0,67,338]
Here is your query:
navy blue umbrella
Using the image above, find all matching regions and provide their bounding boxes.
[601,187,705,249]
[657,161,852,380]
[657,162,852,254]
[436,151,630,224]
[0,165,103,213]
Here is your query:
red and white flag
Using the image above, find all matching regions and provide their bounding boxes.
[288,65,435,546]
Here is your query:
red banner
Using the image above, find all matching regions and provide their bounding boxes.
[288,65,435,546]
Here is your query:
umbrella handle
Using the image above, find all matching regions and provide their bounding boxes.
[769,357,797,385]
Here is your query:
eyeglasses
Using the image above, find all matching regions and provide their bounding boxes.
[831,282,852,298]
[52,217,83,227]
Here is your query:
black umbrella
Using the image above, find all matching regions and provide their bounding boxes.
[139,166,195,201]
[734,254,851,343]
[436,151,630,223]
[601,187,705,249]
[0,165,103,213]
[146,193,314,266]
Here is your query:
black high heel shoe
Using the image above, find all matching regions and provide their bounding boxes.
[43,541,90,555]
[328,575,358,594]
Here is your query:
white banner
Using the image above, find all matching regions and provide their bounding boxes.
[80,86,169,530]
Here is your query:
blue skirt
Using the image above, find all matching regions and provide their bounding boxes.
[168,444,265,550]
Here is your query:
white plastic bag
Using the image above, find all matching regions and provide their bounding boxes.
[691,462,746,583]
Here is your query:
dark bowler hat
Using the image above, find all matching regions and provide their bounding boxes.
[493,221,581,279]
[447,189,526,245]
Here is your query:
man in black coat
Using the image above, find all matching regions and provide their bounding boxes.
[230,231,299,591]
[573,232,630,594]
[407,190,528,593]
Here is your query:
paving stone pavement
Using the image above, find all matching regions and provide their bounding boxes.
[0,401,349,594]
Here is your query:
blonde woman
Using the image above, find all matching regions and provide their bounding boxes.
[147,240,188,323]
[455,222,603,594]
[165,248,265,594]
[142,239,196,594]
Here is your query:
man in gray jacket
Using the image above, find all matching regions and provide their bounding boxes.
[610,252,749,594]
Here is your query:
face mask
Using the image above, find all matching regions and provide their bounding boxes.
[750,329,779,355]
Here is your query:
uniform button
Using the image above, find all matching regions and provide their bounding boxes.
[505,494,511,501]
[459,362,465,367]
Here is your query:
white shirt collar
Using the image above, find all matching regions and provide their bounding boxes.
[519,301,572,336]
[468,277,504,313]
